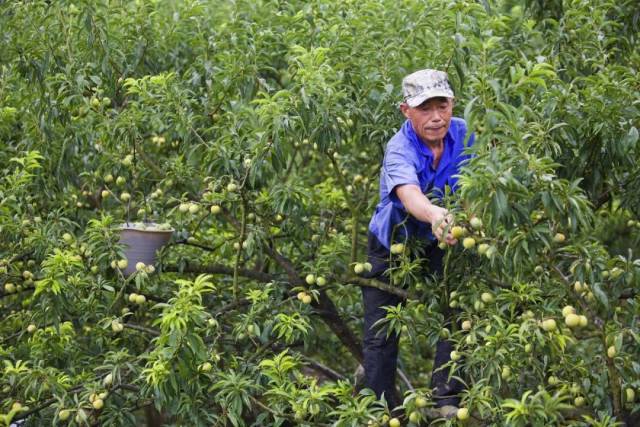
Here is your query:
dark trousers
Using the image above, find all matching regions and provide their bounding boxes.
[361,232,464,409]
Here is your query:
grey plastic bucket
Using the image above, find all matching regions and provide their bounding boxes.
[118,223,173,276]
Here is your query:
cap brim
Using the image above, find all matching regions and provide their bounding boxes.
[405,90,454,108]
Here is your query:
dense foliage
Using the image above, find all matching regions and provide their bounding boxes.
[1,0,639,426]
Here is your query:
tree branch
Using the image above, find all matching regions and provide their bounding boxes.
[346,276,408,299]
[295,352,346,381]
[164,261,274,283]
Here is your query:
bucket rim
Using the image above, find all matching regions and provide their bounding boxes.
[118,222,174,233]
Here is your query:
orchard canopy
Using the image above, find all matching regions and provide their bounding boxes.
[1,0,639,426]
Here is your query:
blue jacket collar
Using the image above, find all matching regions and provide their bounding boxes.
[402,120,432,159]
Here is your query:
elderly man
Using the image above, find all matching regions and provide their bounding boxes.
[363,69,474,417]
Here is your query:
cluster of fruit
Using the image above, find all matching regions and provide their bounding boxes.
[439,218,499,260]
[101,174,133,203]
[127,292,147,305]
[572,280,597,303]
[295,274,330,304]
[561,305,588,328]
[110,259,129,270]
[178,202,201,214]
[57,389,109,422]
[448,290,494,310]
[352,262,373,275]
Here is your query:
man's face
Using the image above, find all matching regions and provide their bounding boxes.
[400,97,454,145]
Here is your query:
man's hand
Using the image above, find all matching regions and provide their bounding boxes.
[427,205,457,245]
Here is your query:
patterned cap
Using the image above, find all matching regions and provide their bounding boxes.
[402,69,454,107]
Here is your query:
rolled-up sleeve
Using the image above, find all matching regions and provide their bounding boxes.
[382,148,420,208]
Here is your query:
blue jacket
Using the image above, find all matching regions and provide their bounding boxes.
[368,118,475,249]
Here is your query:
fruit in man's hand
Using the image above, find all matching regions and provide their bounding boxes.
[451,226,464,239]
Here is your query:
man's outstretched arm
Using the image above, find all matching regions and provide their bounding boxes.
[395,184,457,245]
